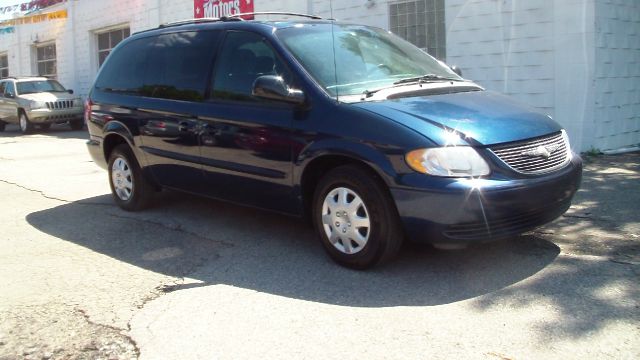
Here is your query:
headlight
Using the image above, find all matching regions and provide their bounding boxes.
[406,147,490,177]
[30,101,47,110]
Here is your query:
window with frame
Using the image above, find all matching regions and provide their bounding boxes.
[36,43,56,78]
[389,0,446,60]
[97,27,130,67]
[95,31,220,102]
[0,54,8,79]
[212,31,293,102]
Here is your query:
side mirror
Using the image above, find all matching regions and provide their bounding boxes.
[67,89,74,94]
[4,93,14,98]
[252,75,305,105]
[450,65,462,77]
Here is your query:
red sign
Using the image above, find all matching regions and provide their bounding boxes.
[194,0,254,20]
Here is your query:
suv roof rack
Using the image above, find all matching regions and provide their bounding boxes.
[4,75,48,80]
[158,12,323,29]
[159,17,237,28]
[227,12,324,20]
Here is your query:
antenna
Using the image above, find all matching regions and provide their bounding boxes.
[329,0,339,101]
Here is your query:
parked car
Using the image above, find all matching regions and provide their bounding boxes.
[0,76,84,134]
[85,14,582,269]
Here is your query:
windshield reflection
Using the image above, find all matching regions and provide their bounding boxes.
[277,23,461,97]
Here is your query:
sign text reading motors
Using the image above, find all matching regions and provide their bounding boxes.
[194,0,254,19]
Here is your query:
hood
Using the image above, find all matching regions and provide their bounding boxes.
[353,90,561,146]
[20,92,76,102]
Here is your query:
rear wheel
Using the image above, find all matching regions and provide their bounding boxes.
[19,112,34,134]
[108,144,154,211]
[70,119,84,130]
[313,165,403,269]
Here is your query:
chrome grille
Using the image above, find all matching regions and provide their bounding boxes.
[46,100,74,109]
[490,131,570,174]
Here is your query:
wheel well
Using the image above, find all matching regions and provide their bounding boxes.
[102,134,128,163]
[300,155,387,220]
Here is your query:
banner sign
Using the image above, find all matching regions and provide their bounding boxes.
[194,0,254,20]
[0,9,67,26]
[0,0,65,15]
[0,26,15,34]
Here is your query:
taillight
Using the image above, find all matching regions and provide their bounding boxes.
[84,98,92,124]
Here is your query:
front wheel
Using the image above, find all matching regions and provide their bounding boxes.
[19,112,34,134]
[108,144,154,211]
[313,165,403,269]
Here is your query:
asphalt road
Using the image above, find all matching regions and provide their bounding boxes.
[0,124,638,359]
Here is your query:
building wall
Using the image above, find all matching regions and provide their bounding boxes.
[445,0,597,152]
[1,0,637,151]
[593,0,640,151]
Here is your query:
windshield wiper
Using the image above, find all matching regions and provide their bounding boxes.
[393,74,462,85]
[362,74,464,98]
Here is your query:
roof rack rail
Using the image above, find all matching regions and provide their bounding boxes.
[159,16,242,28]
[228,12,323,20]
[156,12,323,30]
[4,75,47,80]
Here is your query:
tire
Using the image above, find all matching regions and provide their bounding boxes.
[19,111,34,134]
[38,123,51,131]
[70,119,84,130]
[0,121,5,132]
[108,144,154,211]
[312,165,404,269]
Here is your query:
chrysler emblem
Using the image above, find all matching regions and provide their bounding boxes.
[521,144,561,159]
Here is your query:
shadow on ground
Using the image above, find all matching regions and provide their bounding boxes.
[0,123,87,139]
[25,152,639,340]
[472,152,640,340]
[27,191,559,308]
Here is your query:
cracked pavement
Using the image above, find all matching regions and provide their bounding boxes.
[0,125,639,359]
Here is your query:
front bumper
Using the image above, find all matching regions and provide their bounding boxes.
[391,155,583,244]
[27,108,83,124]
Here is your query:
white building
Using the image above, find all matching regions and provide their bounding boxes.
[0,0,638,152]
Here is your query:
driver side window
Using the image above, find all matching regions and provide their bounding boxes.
[4,82,15,97]
[211,31,292,103]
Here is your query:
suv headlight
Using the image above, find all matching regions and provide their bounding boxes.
[30,101,48,110]
[406,147,490,177]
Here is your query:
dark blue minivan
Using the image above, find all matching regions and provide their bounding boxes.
[86,14,582,269]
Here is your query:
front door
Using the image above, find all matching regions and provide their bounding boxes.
[199,30,300,213]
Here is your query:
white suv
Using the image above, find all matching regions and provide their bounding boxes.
[0,77,84,134]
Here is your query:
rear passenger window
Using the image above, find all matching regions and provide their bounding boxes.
[144,31,219,101]
[95,37,154,95]
[96,31,219,102]
[212,31,292,102]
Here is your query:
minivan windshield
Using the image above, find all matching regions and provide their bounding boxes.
[276,23,462,97]
[16,80,66,95]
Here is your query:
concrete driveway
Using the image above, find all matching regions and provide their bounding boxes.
[0,124,638,359]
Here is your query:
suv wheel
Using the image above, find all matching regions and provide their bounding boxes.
[0,120,5,132]
[70,119,84,131]
[313,165,403,269]
[108,144,154,211]
[19,112,34,134]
